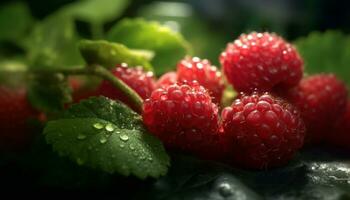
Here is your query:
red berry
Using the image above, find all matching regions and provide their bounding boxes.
[156,71,177,89]
[221,92,305,169]
[142,81,223,159]
[177,57,225,104]
[328,100,350,151]
[285,74,348,144]
[0,86,38,151]
[97,63,156,108]
[220,32,303,93]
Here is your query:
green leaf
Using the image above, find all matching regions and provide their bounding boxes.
[79,40,153,71]
[27,14,83,70]
[62,0,130,24]
[107,18,192,75]
[44,96,169,179]
[0,2,33,42]
[28,73,72,113]
[294,31,350,87]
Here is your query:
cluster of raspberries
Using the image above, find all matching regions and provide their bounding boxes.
[5,32,348,169]
[96,32,349,169]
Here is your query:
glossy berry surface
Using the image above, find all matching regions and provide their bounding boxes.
[177,57,225,104]
[156,71,177,89]
[0,86,38,151]
[221,92,305,169]
[142,81,222,159]
[285,74,348,144]
[220,32,303,93]
[98,64,156,107]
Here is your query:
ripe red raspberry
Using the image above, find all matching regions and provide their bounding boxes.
[220,32,303,93]
[142,81,223,159]
[156,71,177,89]
[0,86,38,151]
[97,63,156,108]
[221,92,305,169]
[284,74,348,144]
[327,100,350,151]
[177,57,225,104]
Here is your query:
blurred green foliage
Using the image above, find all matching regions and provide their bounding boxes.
[295,31,350,87]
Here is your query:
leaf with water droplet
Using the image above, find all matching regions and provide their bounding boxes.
[93,122,104,129]
[119,134,129,142]
[105,123,114,132]
[44,96,170,179]
[99,136,107,144]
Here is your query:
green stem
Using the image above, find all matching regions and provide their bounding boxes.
[31,66,144,113]
[91,65,143,113]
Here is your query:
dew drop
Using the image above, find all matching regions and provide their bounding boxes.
[119,134,129,142]
[105,124,114,132]
[129,144,135,150]
[148,157,153,162]
[218,182,233,197]
[120,144,125,148]
[93,123,104,129]
[100,136,108,144]
[77,133,87,140]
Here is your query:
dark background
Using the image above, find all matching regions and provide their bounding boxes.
[1,0,350,65]
[3,0,350,39]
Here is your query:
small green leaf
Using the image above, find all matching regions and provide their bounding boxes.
[107,18,192,75]
[44,96,170,179]
[27,14,83,70]
[79,40,153,71]
[0,2,33,42]
[28,73,72,113]
[295,31,350,87]
[62,0,130,24]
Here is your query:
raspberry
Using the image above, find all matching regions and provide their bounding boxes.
[142,81,223,159]
[0,86,38,151]
[177,57,225,104]
[328,100,350,151]
[156,71,177,89]
[221,92,305,169]
[284,74,348,144]
[97,63,156,108]
[220,32,303,93]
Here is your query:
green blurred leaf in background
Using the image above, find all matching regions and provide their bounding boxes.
[26,14,83,70]
[107,18,191,75]
[0,2,33,43]
[28,73,72,113]
[60,0,130,38]
[295,31,350,87]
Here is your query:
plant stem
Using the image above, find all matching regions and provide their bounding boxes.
[30,65,144,113]
[91,65,143,113]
